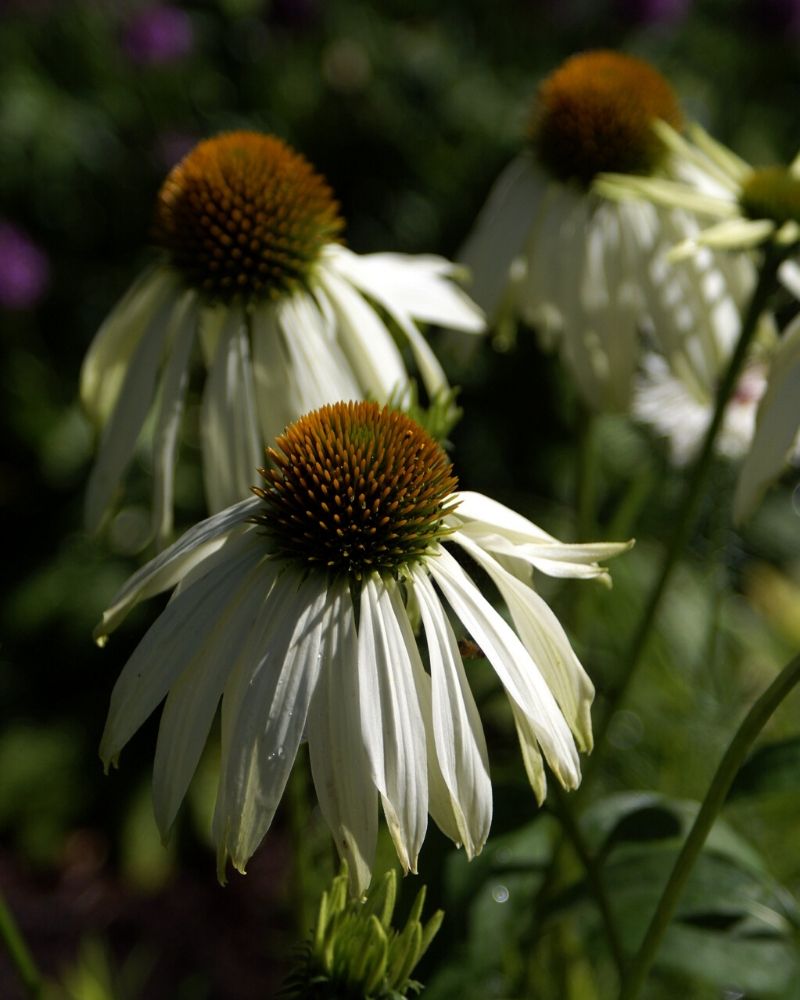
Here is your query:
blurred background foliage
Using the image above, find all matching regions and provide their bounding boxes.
[2,0,800,997]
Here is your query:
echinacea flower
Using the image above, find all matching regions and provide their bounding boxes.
[95,401,632,893]
[82,132,484,542]
[633,349,769,466]
[460,50,751,411]
[596,120,800,259]
[0,221,49,310]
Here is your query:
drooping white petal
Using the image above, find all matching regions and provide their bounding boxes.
[686,122,752,184]
[151,290,198,546]
[95,498,261,640]
[277,289,361,409]
[214,569,330,876]
[84,286,182,533]
[201,305,263,513]
[595,174,738,219]
[151,556,278,837]
[450,532,594,752]
[81,267,179,425]
[327,244,485,333]
[458,154,543,318]
[99,540,267,767]
[250,301,303,446]
[668,218,775,260]
[509,702,548,804]
[315,265,409,400]
[411,565,492,857]
[384,582,463,849]
[308,579,378,897]
[426,546,581,792]
[734,314,800,523]
[357,576,427,873]
[449,491,633,580]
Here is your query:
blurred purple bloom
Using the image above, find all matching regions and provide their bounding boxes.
[0,223,49,310]
[616,0,691,25]
[122,5,193,65]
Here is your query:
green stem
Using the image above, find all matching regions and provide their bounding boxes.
[592,247,783,757]
[618,650,800,1000]
[0,891,43,999]
[552,785,626,979]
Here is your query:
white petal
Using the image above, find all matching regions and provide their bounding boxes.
[459,154,543,318]
[328,244,485,333]
[308,579,378,896]
[201,306,263,513]
[81,267,178,425]
[450,491,633,579]
[426,546,580,792]
[450,532,594,752]
[214,570,329,875]
[316,265,409,400]
[411,565,492,857]
[151,290,198,546]
[277,289,361,409]
[95,498,261,640]
[99,541,267,767]
[509,702,547,804]
[250,301,303,445]
[734,314,800,522]
[357,576,427,873]
[84,286,181,533]
[670,218,775,257]
[595,174,738,218]
[151,556,278,837]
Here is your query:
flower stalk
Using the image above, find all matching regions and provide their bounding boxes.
[618,648,800,1000]
[0,891,43,999]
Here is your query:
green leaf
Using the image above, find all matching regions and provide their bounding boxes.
[727,736,800,800]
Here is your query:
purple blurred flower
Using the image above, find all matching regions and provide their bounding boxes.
[122,5,193,66]
[0,222,49,310]
[616,0,691,25]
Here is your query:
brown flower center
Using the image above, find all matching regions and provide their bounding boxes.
[531,50,682,187]
[253,402,459,580]
[153,131,343,302]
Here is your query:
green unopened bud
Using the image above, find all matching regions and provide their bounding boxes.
[279,864,444,1000]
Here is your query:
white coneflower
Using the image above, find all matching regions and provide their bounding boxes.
[460,50,751,412]
[633,350,768,466]
[596,120,800,258]
[95,401,632,894]
[81,132,484,543]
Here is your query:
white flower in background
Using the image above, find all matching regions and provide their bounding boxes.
[596,120,800,259]
[734,311,800,522]
[95,401,632,894]
[460,50,751,412]
[81,131,484,542]
[633,350,768,466]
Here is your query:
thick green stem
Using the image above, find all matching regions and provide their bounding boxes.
[592,247,783,757]
[618,650,800,1000]
[0,891,43,999]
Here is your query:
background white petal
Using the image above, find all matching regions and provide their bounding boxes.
[201,306,263,513]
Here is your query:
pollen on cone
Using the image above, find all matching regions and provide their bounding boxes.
[153,131,344,301]
[531,50,682,186]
